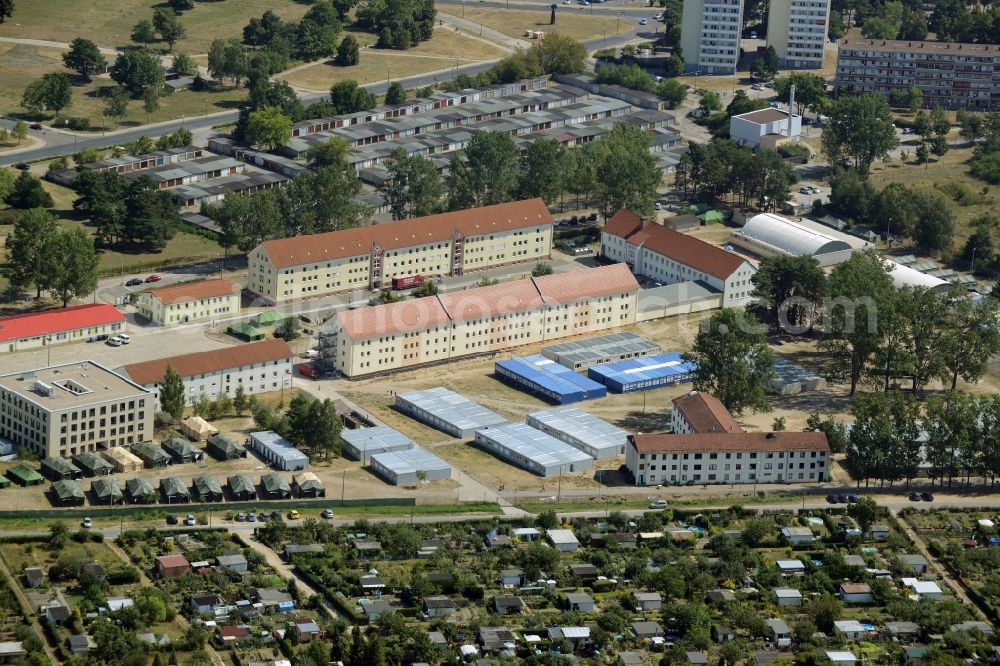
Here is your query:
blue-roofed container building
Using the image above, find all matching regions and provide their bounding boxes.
[495,355,607,404]
[587,353,697,393]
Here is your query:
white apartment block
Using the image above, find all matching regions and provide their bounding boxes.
[0,361,153,460]
[601,209,756,308]
[136,279,240,327]
[626,432,830,486]
[767,0,831,69]
[119,339,294,409]
[681,0,745,75]
[320,264,640,377]
[246,199,553,305]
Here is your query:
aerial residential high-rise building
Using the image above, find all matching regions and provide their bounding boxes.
[681,0,745,75]
[767,0,832,68]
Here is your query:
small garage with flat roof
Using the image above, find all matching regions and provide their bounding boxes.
[369,447,452,485]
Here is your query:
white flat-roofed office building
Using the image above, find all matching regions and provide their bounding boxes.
[540,332,662,371]
[369,447,452,485]
[0,361,152,460]
[341,426,414,463]
[474,423,593,477]
[247,431,309,471]
[526,407,628,459]
[681,0,745,75]
[395,388,508,439]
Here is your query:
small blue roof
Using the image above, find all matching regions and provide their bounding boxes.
[496,355,606,402]
[588,352,697,386]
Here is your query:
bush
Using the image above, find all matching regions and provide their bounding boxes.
[66,117,89,131]
[928,540,946,558]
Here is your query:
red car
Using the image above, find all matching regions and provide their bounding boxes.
[144,274,162,283]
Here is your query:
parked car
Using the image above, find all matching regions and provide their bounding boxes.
[648,499,668,509]
[321,508,334,519]
[125,278,143,287]
[799,186,812,194]
[82,517,92,529]
[639,18,648,24]
[921,492,934,502]
[298,363,320,380]
[247,512,256,522]
[144,274,162,283]
[14,163,28,171]
[826,494,839,504]
[288,509,301,520]
[909,493,922,501]
[235,512,246,522]
[185,514,196,526]
[166,514,178,525]
[836,494,848,503]
[29,123,42,130]
[117,334,131,345]
[105,337,122,347]
[847,495,860,503]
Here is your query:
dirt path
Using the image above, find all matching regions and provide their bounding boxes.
[894,510,985,619]
[244,537,337,619]
[104,540,227,666]
[0,554,60,665]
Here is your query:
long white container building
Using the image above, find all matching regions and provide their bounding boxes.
[341,426,414,463]
[395,388,507,439]
[369,447,452,485]
[474,423,593,477]
[247,431,309,471]
[526,406,628,459]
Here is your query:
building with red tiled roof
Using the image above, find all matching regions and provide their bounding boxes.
[671,391,744,434]
[136,279,240,327]
[626,431,829,486]
[0,304,125,353]
[246,199,553,304]
[321,263,639,378]
[119,339,293,409]
[601,209,755,308]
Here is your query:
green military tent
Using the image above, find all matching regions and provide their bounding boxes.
[227,323,264,341]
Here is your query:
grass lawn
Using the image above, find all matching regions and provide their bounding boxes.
[0,0,311,54]
[868,143,990,250]
[0,135,37,153]
[277,29,507,92]
[0,43,246,129]
[446,8,621,44]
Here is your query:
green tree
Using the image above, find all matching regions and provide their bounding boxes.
[806,413,849,454]
[907,188,954,255]
[683,308,775,415]
[773,72,827,116]
[750,255,826,330]
[111,48,165,98]
[21,73,72,116]
[938,294,1000,390]
[961,217,993,272]
[658,79,687,108]
[102,85,129,127]
[63,38,106,81]
[329,79,375,114]
[384,81,406,105]
[517,138,568,204]
[0,0,12,23]
[142,87,160,122]
[48,522,69,550]
[232,384,249,415]
[131,19,156,46]
[152,8,185,51]
[750,45,779,80]
[6,208,58,298]
[245,106,293,150]
[821,251,894,394]
[45,228,100,307]
[0,168,13,203]
[592,123,662,220]
[534,33,587,74]
[305,137,350,169]
[159,365,185,420]
[305,398,343,459]
[122,176,180,250]
[7,171,53,210]
[447,130,519,210]
[847,496,885,532]
[907,85,923,112]
[822,93,898,174]
[378,148,444,220]
[171,52,198,76]
[532,262,553,277]
[699,90,722,113]
[12,121,27,144]
[336,34,360,66]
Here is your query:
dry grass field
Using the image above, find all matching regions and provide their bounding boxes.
[445,8,621,43]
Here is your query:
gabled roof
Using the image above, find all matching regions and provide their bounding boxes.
[227,474,255,493]
[262,473,290,493]
[193,475,223,495]
[126,477,155,496]
[672,391,743,434]
[532,263,638,304]
[0,304,124,343]
[141,278,239,305]
[159,476,189,497]
[91,478,121,498]
[259,199,552,268]
[122,339,292,385]
[630,431,829,454]
[604,208,747,280]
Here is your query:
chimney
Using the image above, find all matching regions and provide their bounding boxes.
[765,432,778,439]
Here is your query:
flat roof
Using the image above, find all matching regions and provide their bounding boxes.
[0,361,150,411]
[0,304,124,342]
[396,387,507,433]
[496,355,607,401]
[839,38,1000,55]
[476,423,593,468]
[340,425,415,455]
[250,431,308,464]
[369,447,452,476]
[588,352,698,386]
[526,406,627,456]
[547,529,580,545]
[541,332,661,367]
[773,355,823,385]
[735,108,792,124]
